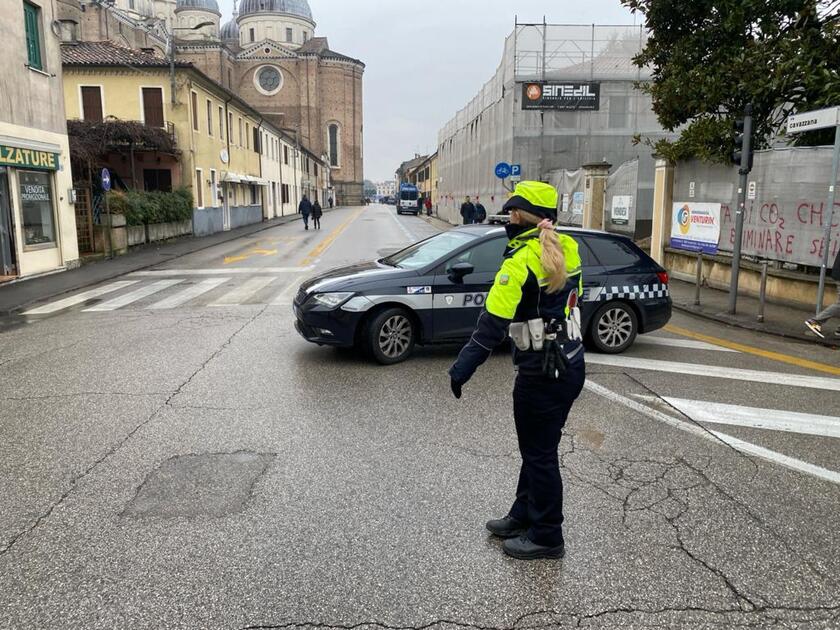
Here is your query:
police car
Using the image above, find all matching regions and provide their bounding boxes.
[293,225,671,364]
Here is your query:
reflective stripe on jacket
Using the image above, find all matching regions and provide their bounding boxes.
[449,228,583,383]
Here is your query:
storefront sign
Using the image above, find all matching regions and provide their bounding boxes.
[521,82,600,111]
[611,195,632,225]
[671,202,721,254]
[0,145,60,171]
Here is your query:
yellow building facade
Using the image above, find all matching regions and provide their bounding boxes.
[61,41,312,236]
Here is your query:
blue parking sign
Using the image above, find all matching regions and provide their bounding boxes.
[511,164,521,177]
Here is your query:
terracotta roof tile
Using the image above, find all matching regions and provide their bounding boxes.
[61,41,192,68]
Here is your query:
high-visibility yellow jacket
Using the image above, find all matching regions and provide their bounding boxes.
[449,226,583,382]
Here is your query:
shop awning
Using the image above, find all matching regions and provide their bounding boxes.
[221,173,269,186]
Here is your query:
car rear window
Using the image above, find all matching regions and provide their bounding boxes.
[585,236,643,267]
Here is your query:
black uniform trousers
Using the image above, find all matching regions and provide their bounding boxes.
[508,349,585,547]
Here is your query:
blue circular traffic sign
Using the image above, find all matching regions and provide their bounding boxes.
[101,168,112,192]
[495,162,512,179]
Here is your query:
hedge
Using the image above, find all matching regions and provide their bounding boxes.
[107,188,194,226]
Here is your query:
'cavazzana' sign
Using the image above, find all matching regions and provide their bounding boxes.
[0,145,60,171]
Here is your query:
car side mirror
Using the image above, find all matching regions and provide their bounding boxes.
[448,262,474,284]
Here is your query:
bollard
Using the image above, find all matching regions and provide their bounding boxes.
[694,252,703,306]
[757,262,768,323]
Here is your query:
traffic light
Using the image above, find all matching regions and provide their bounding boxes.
[731,107,754,174]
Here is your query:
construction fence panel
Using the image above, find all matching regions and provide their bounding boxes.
[604,154,656,240]
[550,168,584,226]
[673,147,840,267]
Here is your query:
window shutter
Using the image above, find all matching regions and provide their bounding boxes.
[23,3,42,70]
[81,86,103,122]
[142,88,164,128]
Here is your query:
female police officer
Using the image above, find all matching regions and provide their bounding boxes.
[448,181,586,560]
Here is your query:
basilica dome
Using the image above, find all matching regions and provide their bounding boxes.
[176,0,220,12]
[238,0,313,22]
[220,18,239,40]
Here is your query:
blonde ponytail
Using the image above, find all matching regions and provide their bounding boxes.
[515,211,568,294]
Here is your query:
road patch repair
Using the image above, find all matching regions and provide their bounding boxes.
[123,452,275,519]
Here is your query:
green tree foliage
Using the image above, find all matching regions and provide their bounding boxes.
[621,0,840,162]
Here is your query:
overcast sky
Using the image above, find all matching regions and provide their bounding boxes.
[218,0,636,181]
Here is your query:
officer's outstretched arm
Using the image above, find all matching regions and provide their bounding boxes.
[448,258,526,385]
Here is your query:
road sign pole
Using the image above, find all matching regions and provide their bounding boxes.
[816,124,840,314]
[728,105,753,315]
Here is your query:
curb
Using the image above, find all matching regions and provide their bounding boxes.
[0,206,347,315]
[671,301,840,349]
[419,213,455,231]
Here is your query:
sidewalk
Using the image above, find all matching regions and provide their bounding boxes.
[669,278,840,349]
[0,209,336,315]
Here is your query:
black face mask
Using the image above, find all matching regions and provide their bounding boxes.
[505,223,530,240]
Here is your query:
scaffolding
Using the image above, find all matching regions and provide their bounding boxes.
[436,22,676,225]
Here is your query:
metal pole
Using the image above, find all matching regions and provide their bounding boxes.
[169,30,176,106]
[757,262,768,323]
[816,125,840,314]
[728,104,754,314]
[694,252,703,306]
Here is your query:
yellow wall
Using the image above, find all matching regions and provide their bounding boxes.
[62,68,264,210]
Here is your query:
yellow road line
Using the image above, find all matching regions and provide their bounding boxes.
[664,324,840,377]
[300,207,365,266]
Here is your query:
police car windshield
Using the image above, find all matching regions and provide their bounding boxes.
[382,231,479,269]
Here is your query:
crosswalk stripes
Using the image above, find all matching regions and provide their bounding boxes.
[22,281,140,315]
[208,276,278,306]
[147,277,230,310]
[634,336,738,353]
[83,279,185,312]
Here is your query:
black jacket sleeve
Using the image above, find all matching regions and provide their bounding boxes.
[448,310,510,384]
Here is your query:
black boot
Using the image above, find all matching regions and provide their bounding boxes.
[485,515,527,538]
[503,535,565,560]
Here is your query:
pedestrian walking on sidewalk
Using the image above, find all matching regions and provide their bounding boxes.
[460,196,476,225]
[449,181,586,561]
[417,194,424,216]
[805,252,840,339]
[328,196,334,208]
[299,195,312,230]
[312,199,323,230]
[425,196,433,216]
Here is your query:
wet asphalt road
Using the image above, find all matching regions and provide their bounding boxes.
[1,204,839,629]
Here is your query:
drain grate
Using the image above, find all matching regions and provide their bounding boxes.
[123,452,275,519]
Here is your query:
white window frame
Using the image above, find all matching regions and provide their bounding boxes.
[78,84,105,121]
[210,169,218,208]
[195,168,204,209]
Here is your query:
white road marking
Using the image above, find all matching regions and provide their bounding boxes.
[147,278,230,310]
[585,380,840,485]
[635,336,738,353]
[662,398,840,439]
[389,208,417,242]
[586,354,840,392]
[270,275,305,306]
[83,279,184,312]
[209,276,277,306]
[22,281,140,315]
[128,267,314,277]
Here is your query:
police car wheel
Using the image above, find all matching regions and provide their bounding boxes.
[591,302,638,354]
[367,307,416,364]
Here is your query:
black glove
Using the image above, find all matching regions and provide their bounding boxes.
[450,378,464,399]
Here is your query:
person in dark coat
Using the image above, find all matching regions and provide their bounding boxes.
[299,195,312,230]
[805,252,840,339]
[417,195,424,215]
[312,199,323,230]
[460,197,476,225]
[328,196,334,208]
[474,201,487,224]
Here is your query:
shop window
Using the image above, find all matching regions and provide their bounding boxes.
[23,1,43,70]
[81,86,103,122]
[19,170,55,248]
[142,87,164,128]
[143,168,172,192]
